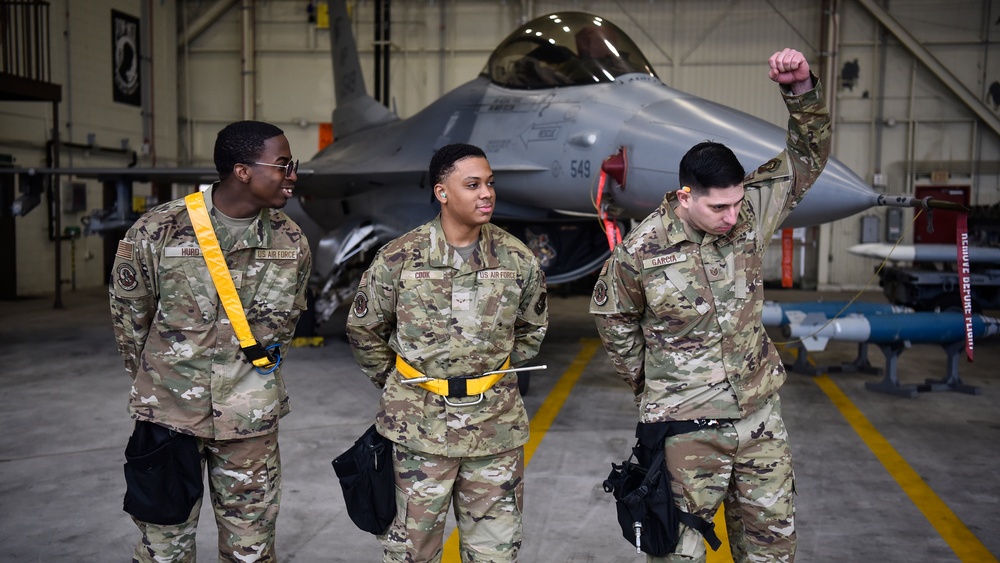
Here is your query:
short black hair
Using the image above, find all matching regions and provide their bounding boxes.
[429,143,487,185]
[678,141,745,194]
[214,121,285,180]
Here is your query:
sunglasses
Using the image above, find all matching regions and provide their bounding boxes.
[251,159,299,178]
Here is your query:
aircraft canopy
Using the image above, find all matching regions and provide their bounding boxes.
[484,12,657,89]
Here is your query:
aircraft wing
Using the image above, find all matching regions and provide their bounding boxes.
[295,137,549,200]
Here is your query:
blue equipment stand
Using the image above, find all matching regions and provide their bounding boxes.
[864,340,981,398]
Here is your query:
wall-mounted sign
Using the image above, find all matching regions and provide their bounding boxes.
[112,10,141,106]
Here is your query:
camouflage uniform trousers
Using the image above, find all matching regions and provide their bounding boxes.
[380,443,525,563]
[653,395,795,563]
[132,432,282,563]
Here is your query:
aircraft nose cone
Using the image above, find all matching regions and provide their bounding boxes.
[785,156,879,229]
[612,94,877,227]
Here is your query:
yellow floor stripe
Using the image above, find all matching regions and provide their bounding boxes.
[442,347,997,562]
[706,508,733,563]
[813,374,998,563]
[441,339,602,562]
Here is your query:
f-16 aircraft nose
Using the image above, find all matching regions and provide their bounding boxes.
[607,93,877,228]
[786,155,880,229]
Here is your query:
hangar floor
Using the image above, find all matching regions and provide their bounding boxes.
[2,286,998,562]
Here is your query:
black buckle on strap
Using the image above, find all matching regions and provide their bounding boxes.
[446,378,469,398]
[241,342,277,366]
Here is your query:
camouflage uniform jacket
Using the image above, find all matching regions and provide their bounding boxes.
[347,216,548,457]
[591,78,830,422]
[109,190,312,440]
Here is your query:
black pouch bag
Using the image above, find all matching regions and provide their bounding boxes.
[123,420,204,525]
[332,423,396,535]
[603,421,722,556]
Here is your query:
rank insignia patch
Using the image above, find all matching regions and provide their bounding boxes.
[757,158,781,174]
[534,292,547,315]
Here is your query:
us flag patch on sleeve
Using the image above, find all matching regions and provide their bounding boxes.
[116,240,134,260]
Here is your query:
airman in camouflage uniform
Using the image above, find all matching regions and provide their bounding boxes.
[347,143,548,562]
[591,49,831,563]
[110,121,312,562]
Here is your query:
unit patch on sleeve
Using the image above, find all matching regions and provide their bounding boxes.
[116,263,139,291]
[352,291,369,318]
[593,279,609,306]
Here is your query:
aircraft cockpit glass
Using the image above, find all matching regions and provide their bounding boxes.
[484,12,657,89]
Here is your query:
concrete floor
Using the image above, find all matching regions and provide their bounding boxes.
[2,286,998,562]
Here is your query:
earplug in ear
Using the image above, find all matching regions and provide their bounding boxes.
[440,193,447,199]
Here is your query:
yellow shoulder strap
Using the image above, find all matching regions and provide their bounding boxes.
[184,191,278,371]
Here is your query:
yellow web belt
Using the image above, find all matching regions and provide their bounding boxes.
[395,355,511,398]
[184,192,278,372]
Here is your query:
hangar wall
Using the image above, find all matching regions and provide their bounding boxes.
[830,0,1000,288]
[2,0,998,297]
[0,0,178,298]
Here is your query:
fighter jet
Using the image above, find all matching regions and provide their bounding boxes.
[291,2,904,322]
[8,2,952,323]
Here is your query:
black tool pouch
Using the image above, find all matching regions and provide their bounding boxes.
[123,420,204,525]
[332,423,396,535]
[603,421,721,556]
